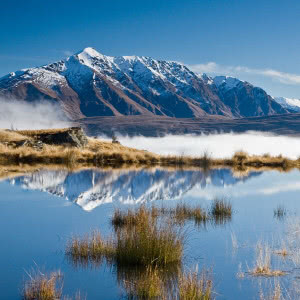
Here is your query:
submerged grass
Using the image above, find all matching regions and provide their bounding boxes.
[122,265,165,299]
[250,242,286,277]
[178,268,213,300]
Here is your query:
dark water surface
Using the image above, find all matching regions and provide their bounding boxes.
[1,167,300,299]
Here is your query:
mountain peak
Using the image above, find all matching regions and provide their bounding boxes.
[77,47,102,58]
[0,48,289,120]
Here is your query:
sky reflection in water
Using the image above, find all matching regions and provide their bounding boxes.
[1,168,300,299]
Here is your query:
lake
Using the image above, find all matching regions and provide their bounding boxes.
[1,167,300,299]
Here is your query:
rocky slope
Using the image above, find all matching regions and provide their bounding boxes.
[0,47,288,120]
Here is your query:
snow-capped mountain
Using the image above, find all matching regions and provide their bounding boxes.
[273,97,300,112]
[9,168,261,211]
[0,47,288,119]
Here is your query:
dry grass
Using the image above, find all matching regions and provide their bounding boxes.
[250,242,286,277]
[178,268,213,300]
[23,270,63,300]
[1,128,300,171]
[0,129,29,142]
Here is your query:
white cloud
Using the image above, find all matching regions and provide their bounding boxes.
[0,98,70,130]
[100,132,300,160]
[189,62,300,85]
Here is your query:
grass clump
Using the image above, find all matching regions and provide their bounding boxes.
[66,230,114,266]
[23,270,63,300]
[178,268,213,300]
[170,203,209,226]
[115,218,183,267]
[210,198,232,224]
[67,210,183,268]
[111,205,159,229]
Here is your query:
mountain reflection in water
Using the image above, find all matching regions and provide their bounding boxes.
[9,168,261,211]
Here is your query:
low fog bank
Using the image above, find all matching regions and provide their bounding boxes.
[100,132,300,159]
[0,99,70,130]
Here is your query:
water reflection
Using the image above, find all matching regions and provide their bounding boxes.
[9,168,261,211]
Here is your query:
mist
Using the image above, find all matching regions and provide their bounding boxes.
[101,132,300,159]
[0,99,70,130]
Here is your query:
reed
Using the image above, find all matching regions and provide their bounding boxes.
[23,270,63,300]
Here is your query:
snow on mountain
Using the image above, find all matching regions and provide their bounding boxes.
[273,97,300,112]
[9,168,261,211]
[0,47,288,119]
[213,76,242,90]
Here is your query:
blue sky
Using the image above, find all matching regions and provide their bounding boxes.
[1,0,300,98]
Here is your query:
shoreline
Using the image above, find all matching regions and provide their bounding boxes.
[0,128,299,178]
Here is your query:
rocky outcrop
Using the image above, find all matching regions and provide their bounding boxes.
[4,139,44,150]
[33,127,88,147]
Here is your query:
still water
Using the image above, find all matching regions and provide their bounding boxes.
[1,167,300,299]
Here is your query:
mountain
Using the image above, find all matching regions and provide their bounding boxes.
[9,168,261,211]
[273,97,300,112]
[0,47,288,120]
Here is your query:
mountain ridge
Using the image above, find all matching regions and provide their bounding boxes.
[0,47,289,120]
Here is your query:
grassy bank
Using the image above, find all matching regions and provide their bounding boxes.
[0,128,299,171]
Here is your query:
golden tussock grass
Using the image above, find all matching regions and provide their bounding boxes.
[0,129,29,143]
[1,128,300,172]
